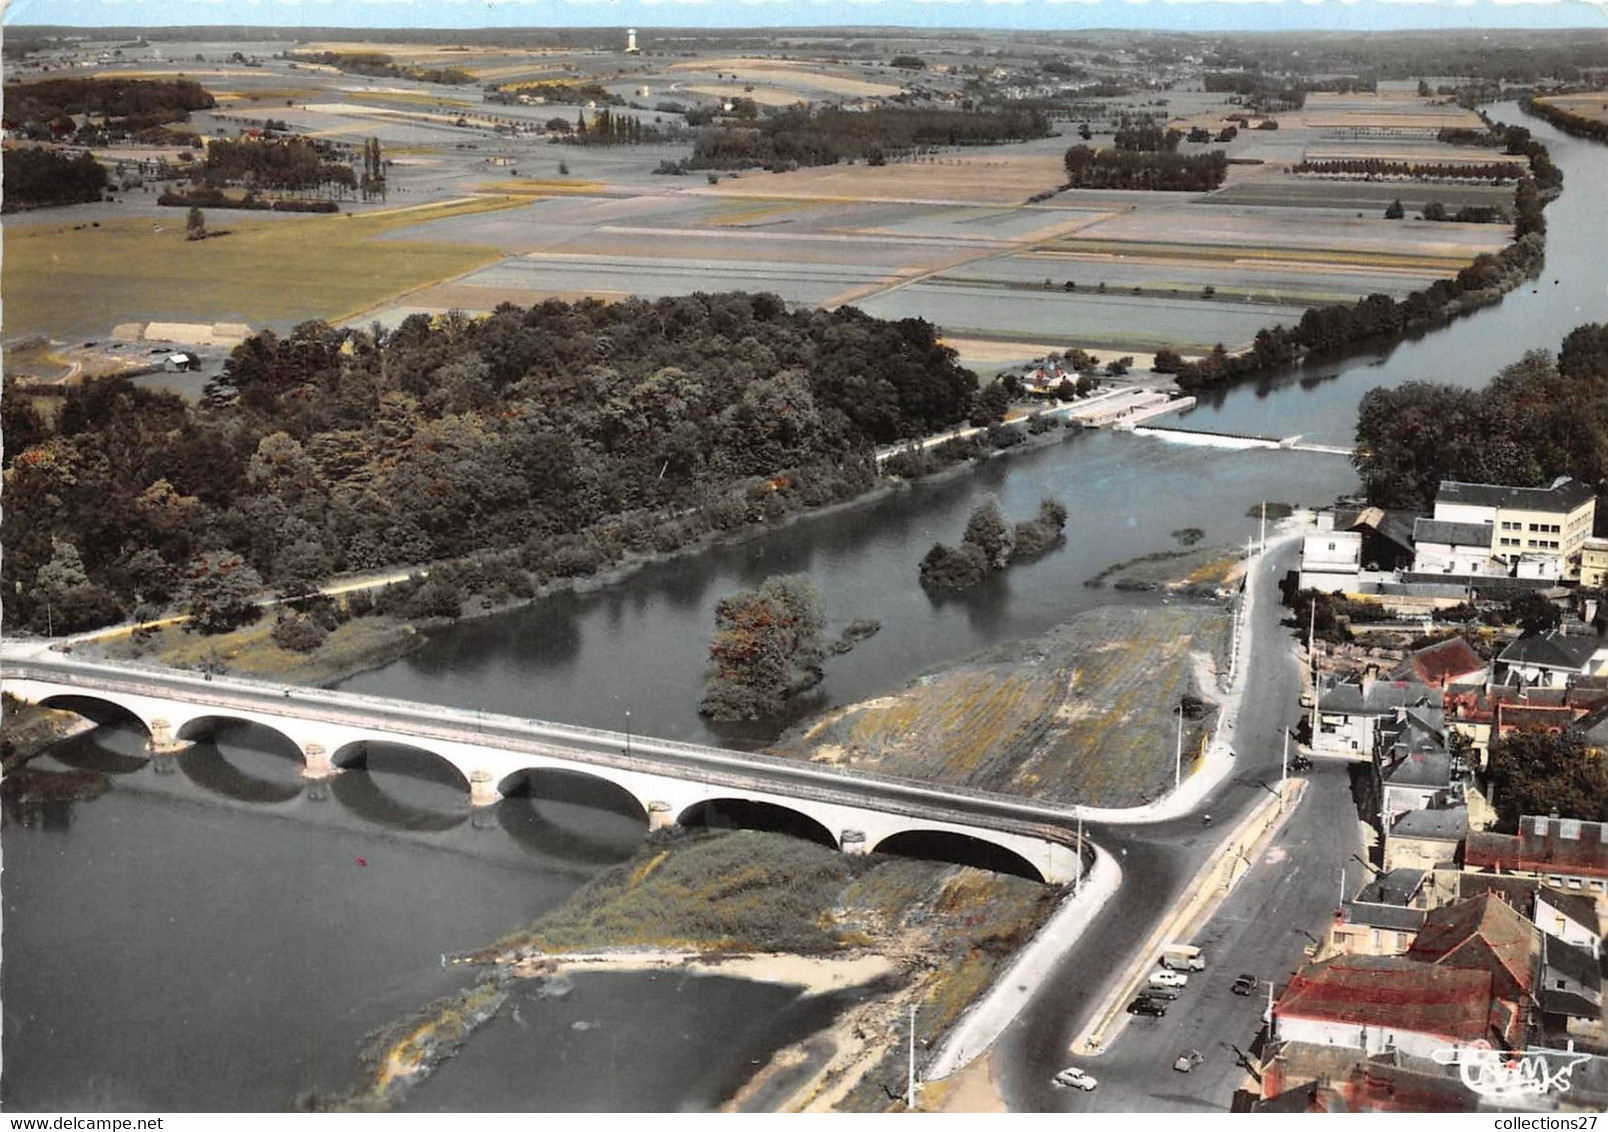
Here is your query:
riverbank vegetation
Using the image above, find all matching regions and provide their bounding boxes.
[1174,121,1557,392]
[2,76,214,143]
[1,147,109,212]
[1352,322,1608,509]
[1522,94,1608,145]
[1,294,979,636]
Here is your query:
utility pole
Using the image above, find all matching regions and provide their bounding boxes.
[1260,500,1267,554]
[1307,597,1320,744]
[906,1003,918,1110]
[1175,707,1183,791]
[1074,812,1084,895]
[1280,730,1289,811]
[624,710,632,757]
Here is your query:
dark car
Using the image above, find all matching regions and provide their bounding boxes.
[1127,997,1167,1017]
[1289,755,1313,772]
[1231,974,1258,996]
[1143,985,1182,1000]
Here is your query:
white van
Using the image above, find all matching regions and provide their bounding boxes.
[1160,944,1206,971]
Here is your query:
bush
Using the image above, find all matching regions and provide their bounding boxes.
[918,542,989,591]
[271,613,328,653]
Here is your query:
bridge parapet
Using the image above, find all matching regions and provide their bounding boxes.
[2,648,1091,885]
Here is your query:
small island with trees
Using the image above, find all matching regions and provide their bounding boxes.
[919,497,1069,592]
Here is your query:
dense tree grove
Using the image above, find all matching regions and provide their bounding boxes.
[699,574,827,720]
[194,136,360,198]
[1,147,108,211]
[918,497,1067,591]
[291,52,473,85]
[1061,145,1228,191]
[0,77,214,140]
[1487,729,1608,829]
[1292,158,1528,182]
[1,294,979,635]
[1352,324,1608,509]
[689,107,1052,170]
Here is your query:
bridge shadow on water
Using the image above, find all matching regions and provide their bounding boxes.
[177,720,305,804]
[328,742,471,833]
[495,769,645,865]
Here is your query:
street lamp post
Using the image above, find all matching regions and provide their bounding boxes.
[624,710,632,757]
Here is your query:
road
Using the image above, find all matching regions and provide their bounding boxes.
[990,537,1366,1112]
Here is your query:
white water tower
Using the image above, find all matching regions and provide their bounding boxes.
[626,28,639,54]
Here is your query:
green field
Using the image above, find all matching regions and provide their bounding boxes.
[2,196,524,341]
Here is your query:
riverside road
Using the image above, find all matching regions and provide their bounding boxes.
[994,537,1366,1112]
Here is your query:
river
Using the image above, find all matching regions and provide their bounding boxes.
[5,103,1604,1113]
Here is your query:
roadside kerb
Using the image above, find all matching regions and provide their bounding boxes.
[924,844,1122,1081]
[1070,777,1306,1057]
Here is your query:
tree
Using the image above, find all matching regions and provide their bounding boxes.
[1384,198,1405,220]
[1506,591,1563,637]
[186,205,206,240]
[918,541,988,591]
[1152,348,1184,374]
[699,574,826,720]
[1421,201,1447,222]
[181,550,263,634]
[1487,728,1608,828]
[970,382,1010,427]
[962,498,1014,569]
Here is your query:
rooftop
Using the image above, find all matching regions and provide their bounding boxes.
[1319,677,1438,717]
[1276,955,1497,1043]
[1359,867,1428,906]
[1392,807,1468,842]
[1343,901,1428,933]
[1499,629,1606,674]
[1408,892,1540,1001]
[1390,637,1487,688]
[1436,478,1596,515]
[1414,517,1495,547]
[1466,820,1608,880]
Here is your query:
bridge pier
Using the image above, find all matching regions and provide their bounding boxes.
[840,829,869,856]
[647,801,676,832]
[301,742,338,781]
[146,718,193,756]
[469,769,501,808]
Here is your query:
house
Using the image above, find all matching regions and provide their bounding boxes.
[1326,901,1426,958]
[1464,814,1608,898]
[1540,935,1602,1016]
[1386,807,1468,872]
[1406,892,1542,1007]
[1497,628,1608,688]
[1272,954,1515,1058]
[1536,885,1601,956]
[1300,525,1362,592]
[1413,517,1503,576]
[1390,636,1488,689]
[1582,538,1608,589]
[1422,478,1597,581]
[1313,676,1438,758]
[164,353,196,372]
[1445,683,1608,762]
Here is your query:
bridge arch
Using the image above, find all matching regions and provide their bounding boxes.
[677,797,838,849]
[36,693,150,737]
[496,768,649,826]
[330,739,471,791]
[174,719,305,804]
[872,829,1045,882]
[177,715,302,760]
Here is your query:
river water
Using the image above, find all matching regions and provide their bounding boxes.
[5,104,1604,1112]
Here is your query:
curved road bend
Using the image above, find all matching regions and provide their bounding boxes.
[993,538,1364,1111]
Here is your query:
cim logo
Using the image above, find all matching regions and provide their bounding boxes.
[1431,1042,1592,1102]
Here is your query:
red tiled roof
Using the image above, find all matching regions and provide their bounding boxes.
[1277,955,1496,1043]
[1406,894,1540,1003]
[1466,820,1608,880]
[1394,637,1486,688]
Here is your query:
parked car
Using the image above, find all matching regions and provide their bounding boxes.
[1053,1066,1098,1091]
[1173,1050,1205,1073]
[1149,970,1188,988]
[1289,755,1313,772]
[1127,997,1167,1017]
[1231,974,1258,996]
[1143,985,1182,1000]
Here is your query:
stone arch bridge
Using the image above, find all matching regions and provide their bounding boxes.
[3,648,1084,884]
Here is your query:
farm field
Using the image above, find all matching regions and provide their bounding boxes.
[706,154,1070,205]
[856,284,1307,351]
[1533,92,1608,125]
[769,605,1228,808]
[1204,178,1515,212]
[1,198,518,342]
